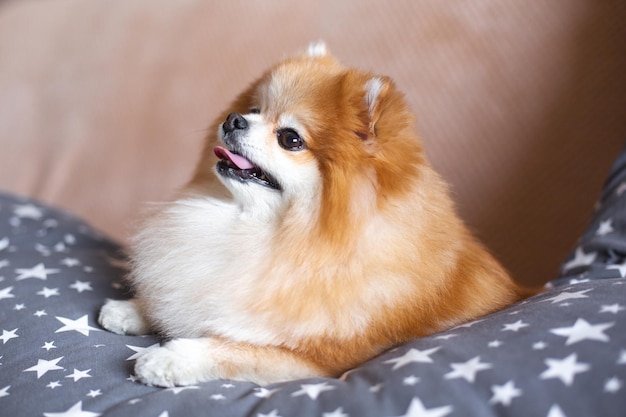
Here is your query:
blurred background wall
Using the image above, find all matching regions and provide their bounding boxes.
[1,0,625,285]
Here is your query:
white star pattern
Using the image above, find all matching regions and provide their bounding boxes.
[23,356,65,378]
[387,397,453,417]
[600,303,625,314]
[489,380,522,406]
[370,384,383,393]
[37,287,60,298]
[596,219,614,236]
[540,353,590,386]
[69,280,93,293]
[15,263,60,280]
[502,320,529,332]
[546,404,567,417]
[43,401,101,417]
[291,382,335,400]
[0,286,15,300]
[604,377,623,393]
[13,204,43,220]
[54,242,68,253]
[55,315,100,336]
[35,244,51,257]
[65,369,92,382]
[87,390,102,398]
[618,350,626,365]
[444,356,492,383]
[403,375,420,386]
[0,237,9,251]
[562,248,597,272]
[47,381,62,389]
[42,341,57,351]
[255,387,280,398]
[550,318,614,345]
[0,385,9,398]
[61,258,81,267]
[0,328,19,344]
[543,288,592,304]
[384,347,441,370]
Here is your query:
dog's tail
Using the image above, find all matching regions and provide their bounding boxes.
[514,284,545,300]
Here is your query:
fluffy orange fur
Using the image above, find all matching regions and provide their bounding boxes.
[180,50,535,378]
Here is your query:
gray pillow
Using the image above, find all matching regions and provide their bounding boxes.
[1,146,625,417]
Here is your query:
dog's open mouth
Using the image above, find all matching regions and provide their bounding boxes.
[214,146,281,190]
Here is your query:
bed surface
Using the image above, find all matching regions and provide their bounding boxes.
[1,157,625,416]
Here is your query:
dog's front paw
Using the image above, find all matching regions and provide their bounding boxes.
[98,299,150,335]
[134,339,212,387]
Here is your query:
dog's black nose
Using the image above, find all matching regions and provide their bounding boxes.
[223,112,248,133]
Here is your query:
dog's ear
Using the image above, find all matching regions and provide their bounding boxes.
[306,41,328,57]
[363,76,393,138]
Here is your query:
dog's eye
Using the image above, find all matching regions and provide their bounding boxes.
[249,108,261,114]
[277,128,304,151]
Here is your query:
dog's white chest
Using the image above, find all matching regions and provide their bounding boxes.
[130,198,280,341]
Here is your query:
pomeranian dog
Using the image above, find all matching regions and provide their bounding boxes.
[99,43,533,387]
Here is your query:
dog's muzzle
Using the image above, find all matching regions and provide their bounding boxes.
[215,113,281,191]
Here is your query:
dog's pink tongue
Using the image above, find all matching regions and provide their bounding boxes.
[214,146,255,170]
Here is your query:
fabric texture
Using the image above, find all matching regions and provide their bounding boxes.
[553,146,626,287]
[1,147,626,416]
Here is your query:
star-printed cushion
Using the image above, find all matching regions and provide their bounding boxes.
[1,146,626,417]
